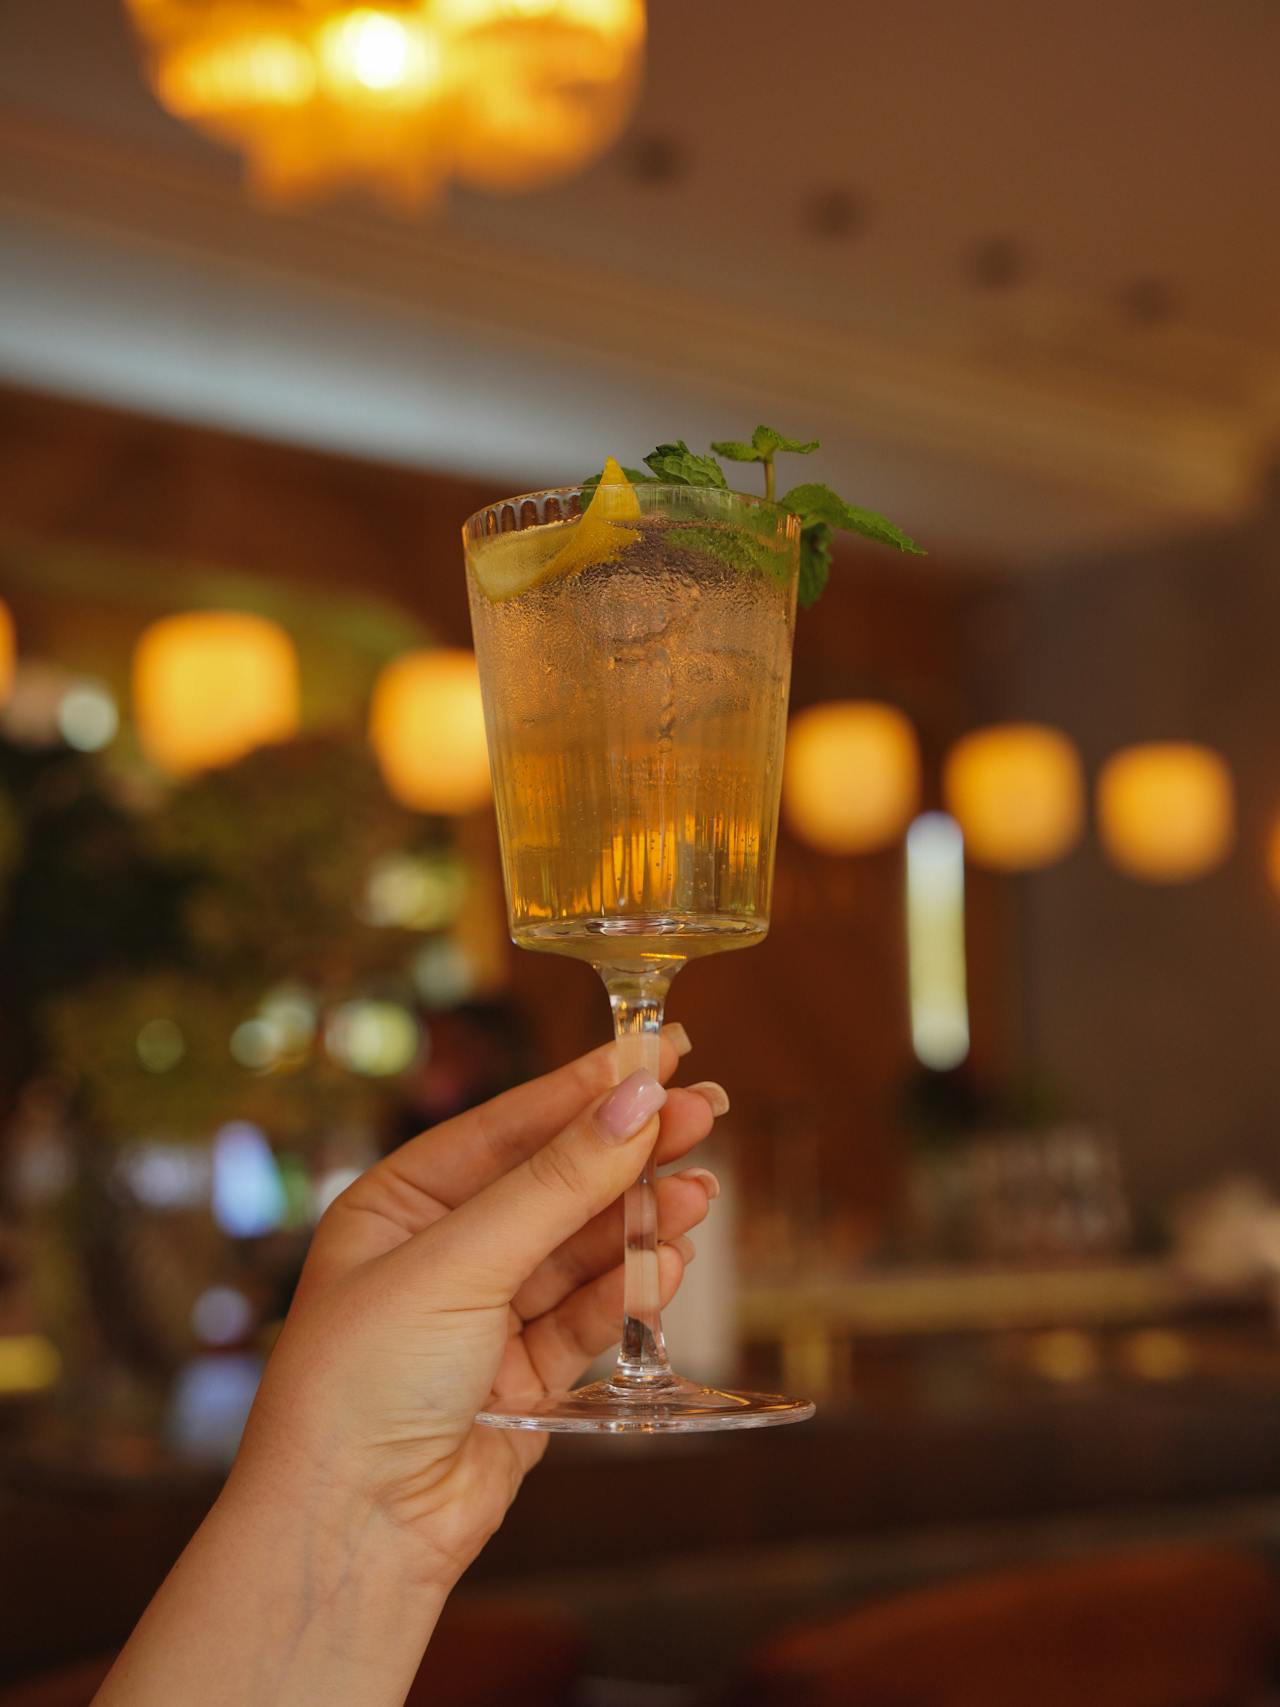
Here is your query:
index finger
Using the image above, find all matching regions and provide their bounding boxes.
[375,1022,691,1211]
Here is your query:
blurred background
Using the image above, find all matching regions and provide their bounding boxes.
[4,3,1280,1704]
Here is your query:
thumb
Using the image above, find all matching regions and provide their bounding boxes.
[413,1070,667,1303]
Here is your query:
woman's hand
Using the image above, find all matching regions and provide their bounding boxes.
[231,1023,721,1588]
[98,1027,724,1707]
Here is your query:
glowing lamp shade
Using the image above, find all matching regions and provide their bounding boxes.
[369,647,491,814]
[439,0,646,193]
[1097,742,1235,883]
[133,611,300,777]
[944,722,1084,872]
[1267,816,1280,899]
[782,701,920,855]
[0,601,13,707]
[124,0,646,209]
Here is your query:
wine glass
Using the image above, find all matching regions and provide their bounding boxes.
[464,478,815,1432]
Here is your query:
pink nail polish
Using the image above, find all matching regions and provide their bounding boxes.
[678,1167,721,1200]
[597,1070,667,1144]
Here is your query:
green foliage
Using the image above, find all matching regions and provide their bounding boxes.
[797,521,835,608]
[0,735,450,1145]
[780,482,924,557]
[641,442,729,487]
[581,426,921,605]
[711,425,821,462]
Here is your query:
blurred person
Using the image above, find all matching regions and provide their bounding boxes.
[93,1024,723,1707]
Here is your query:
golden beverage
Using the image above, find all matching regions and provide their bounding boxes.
[465,475,814,1436]
[465,489,798,973]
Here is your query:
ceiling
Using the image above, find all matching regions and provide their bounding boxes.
[2,0,1279,565]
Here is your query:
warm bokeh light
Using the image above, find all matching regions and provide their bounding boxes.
[0,1334,62,1396]
[944,722,1084,871]
[317,9,442,100]
[1097,741,1235,883]
[133,611,300,777]
[259,985,318,1057]
[1267,816,1280,899]
[1120,1328,1193,1382]
[782,701,920,855]
[369,647,492,814]
[1027,1328,1100,1385]
[230,1018,282,1072]
[158,33,316,113]
[363,850,469,928]
[905,812,970,1071]
[440,0,645,192]
[325,999,421,1076]
[125,0,646,209]
[0,601,14,707]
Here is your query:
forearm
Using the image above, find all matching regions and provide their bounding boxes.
[95,1465,447,1707]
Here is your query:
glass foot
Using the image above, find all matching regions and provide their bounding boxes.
[476,1374,815,1434]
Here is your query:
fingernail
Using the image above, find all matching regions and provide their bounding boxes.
[663,1022,692,1057]
[677,1167,721,1200]
[688,1080,730,1118]
[596,1070,667,1144]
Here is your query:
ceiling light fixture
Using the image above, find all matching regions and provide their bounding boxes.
[124,0,646,210]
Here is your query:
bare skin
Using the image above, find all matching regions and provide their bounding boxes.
[96,1026,722,1707]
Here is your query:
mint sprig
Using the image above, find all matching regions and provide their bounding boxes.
[779,481,923,604]
[581,423,921,607]
[779,482,923,554]
[642,442,728,488]
[711,425,819,500]
[795,520,836,606]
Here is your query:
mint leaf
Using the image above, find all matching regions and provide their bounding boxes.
[642,442,728,488]
[750,425,820,457]
[578,436,922,608]
[781,482,924,556]
[709,438,763,463]
[678,516,794,589]
[798,521,834,608]
[580,466,655,498]
[711,426,820,463]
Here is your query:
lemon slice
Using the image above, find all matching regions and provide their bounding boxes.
[542,456,641,578]
[469,458,642,602]
[467,524,568,603]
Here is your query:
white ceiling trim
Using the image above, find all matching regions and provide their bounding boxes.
[1,114,1275,558]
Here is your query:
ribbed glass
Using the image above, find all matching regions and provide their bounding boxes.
[463,481,813,1433]
[465,484,799,972]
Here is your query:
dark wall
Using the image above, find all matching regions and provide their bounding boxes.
[1015,494,1280,1212]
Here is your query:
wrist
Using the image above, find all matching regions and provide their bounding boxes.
[231,1349,486,1598]
[98,1455,450,1707]
[224,1435,446,1581]
[208,1468,449,1700]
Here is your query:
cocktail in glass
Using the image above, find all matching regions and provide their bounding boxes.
[464,476,814,1432]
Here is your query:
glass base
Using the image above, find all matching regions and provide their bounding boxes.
[476,1374,816,1434]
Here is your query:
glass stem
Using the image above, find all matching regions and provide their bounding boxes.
[600,966,678,1390]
